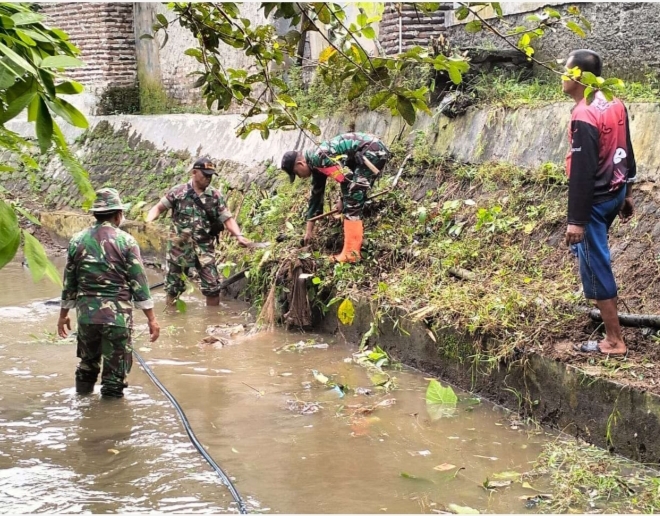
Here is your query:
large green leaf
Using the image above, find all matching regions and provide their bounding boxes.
[40,55,84,69]
[347,73,368,101]
[47,98,88,128]
[426,379,458,404]
[22,230,62,286]
[0,40,36,73]
[0,90,35,123]
[370,90,393,110]
[55,80,84,95]
[35,96,53,153]
[11,11,45,26]
[0,199,20,269]
[396,95,415,125]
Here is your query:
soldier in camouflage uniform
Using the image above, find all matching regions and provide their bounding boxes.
[145,157,250,306]
[281,132,391,262]
[57,188,160,398]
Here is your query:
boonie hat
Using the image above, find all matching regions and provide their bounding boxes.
[281,150,298,183]
[89,188,128,212]
[192,157,217,176]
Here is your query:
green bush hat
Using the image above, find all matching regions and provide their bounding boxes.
[89,188,129,212]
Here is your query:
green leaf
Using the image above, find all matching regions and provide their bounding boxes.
[580,71,598,86]
[491,2,503,17]
[55,80,84,95]
[35,97,53,153]
[140,33,154,40]
[22,230,62,286]
[361,26,376,40]
[176,298,187,313]
[565,20,586,38]
[370,90,393,110]
[426,379,458,404]
[465,20,482,34]
[40,55,84,69]
[357,12,367,27]
[347,73,368,101]
[0,90,35,123]
[156,13,169,28]
[337,298,355,326]
[544,8,561,19]
[13,205,40,225]
[312,277,321,285]
[0,41,36,73]
[11,12,45,26]
[455,6,470,20]
[600,87,614,102]
[447,65,462,85]
[46,98,88,129]
[396,95,415,125]
[0,199,20,269]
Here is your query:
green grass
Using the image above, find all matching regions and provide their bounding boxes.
[534,438,660,513]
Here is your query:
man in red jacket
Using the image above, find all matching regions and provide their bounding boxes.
[563,49,636,356]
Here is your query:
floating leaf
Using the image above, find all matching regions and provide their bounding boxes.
[107,449,119,455]
[493,471,521,481]
[312,369,328,385]
[483,478,512,490]
[448,504,480,514]
[426,379,458,404]
[400,472,434,483]
[175,298,187,313]
[434,463,456,472]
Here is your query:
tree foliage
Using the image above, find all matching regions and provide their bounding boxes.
[147,2,622,143]
[0,2,94,284]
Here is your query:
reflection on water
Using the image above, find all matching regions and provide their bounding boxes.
[0,259,551,513]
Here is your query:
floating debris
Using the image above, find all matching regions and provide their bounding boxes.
[274,340,329,353]
[198,335,229,347]
[434,463,456,472]
[206,324,245,337]
[355,387,373,396]
[286,399,321,415]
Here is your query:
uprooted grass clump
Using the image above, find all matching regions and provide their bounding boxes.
[533,438,660,513]
[216,145,584,361]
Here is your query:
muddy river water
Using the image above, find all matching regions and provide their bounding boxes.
[0,258,555,513]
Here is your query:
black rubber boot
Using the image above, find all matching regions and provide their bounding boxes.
[75,379,95,394]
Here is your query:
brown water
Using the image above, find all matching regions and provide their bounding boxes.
[0,258,553,513]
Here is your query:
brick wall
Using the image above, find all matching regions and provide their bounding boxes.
[379,3,448,55]
[39,2,137,89]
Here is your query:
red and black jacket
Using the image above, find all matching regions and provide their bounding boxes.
[565,92,636,225]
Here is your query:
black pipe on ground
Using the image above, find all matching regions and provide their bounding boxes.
[578,306,660,329]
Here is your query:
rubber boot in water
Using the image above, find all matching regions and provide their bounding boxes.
[331,219,363,263]
[75,379,95,394]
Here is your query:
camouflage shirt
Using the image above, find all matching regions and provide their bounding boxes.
[304,132,380,220]
[161,181,233,247]
[61,221,154,327]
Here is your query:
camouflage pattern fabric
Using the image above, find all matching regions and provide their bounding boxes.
[161,182,232,297]
[61,221,154,327]
[304,132,391,220]
[75,323,132,398]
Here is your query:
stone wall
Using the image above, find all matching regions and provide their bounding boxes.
[39,3,137,89]
[443,2,660,78]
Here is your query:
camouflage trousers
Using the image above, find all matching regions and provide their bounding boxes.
[341,141,391,220]
[75,323,132,398]
[166,244,220,298]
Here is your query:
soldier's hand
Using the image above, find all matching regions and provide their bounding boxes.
[303,228,314,247]
[148,319,160,342]
[236,235,251,247]
[57,316,71,338]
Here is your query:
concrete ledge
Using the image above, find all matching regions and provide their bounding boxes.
[322,300,660,464]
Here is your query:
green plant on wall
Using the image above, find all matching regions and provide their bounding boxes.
[0,2,94,284]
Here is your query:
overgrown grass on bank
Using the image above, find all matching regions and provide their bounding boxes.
[533,439,660,513]
[217,140,583,363]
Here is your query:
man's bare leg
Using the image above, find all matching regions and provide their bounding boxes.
[595,297,627,354]
[165,294,177,307]
[206,295,220,306]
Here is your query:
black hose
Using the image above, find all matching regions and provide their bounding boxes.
[133,350,249,514]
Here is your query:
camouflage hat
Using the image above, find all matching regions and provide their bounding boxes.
[89,188,128,212]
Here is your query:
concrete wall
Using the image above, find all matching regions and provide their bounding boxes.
[134,3,270,110]
[444,2,660,78]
